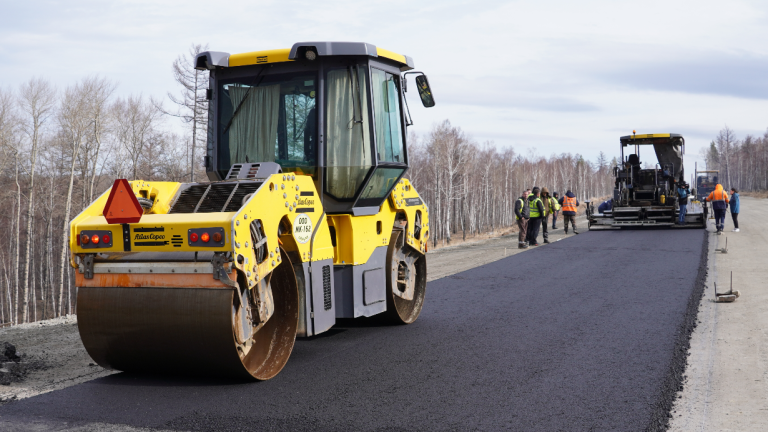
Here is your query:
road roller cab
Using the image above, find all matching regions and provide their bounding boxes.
[71,42,435,379]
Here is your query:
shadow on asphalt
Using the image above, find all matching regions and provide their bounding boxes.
[89,371,255,387]
[295,327,348,340]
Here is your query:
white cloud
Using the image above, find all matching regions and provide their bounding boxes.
[2,0,768,180]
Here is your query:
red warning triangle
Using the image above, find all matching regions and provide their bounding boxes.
[103,179,143,224]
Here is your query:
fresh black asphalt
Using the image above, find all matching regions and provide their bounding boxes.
[0,229,707,431]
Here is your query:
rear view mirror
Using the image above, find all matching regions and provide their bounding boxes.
[415,75,435,108]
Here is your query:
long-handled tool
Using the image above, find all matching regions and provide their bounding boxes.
[715,271,740,302]
[715,237,728,254]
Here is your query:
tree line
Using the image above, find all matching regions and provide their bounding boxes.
[407,120,615,247]
[0,45,208,326]
[701,125,768,192]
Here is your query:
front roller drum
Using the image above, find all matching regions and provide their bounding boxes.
[77,250,298,380]
[384,230,427,324]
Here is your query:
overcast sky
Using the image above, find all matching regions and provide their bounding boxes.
[3,0,768,180]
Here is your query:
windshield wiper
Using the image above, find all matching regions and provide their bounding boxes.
[222,67,268,135]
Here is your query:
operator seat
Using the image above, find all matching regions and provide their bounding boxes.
[627,154,641,186]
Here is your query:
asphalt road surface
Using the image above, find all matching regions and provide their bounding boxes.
[0,229,707,431]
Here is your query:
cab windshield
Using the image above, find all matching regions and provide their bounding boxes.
[217,71,317,177]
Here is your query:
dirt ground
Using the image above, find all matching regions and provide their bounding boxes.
[427,215,586,281]
[670,196,768,430]
[0,214,586,406]
[0,316,115,405]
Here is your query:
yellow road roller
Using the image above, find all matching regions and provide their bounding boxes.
[70,42,435,379]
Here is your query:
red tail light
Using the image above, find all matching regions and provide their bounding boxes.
[188,228,224,247]
[81,234,90,244]
[91,234,100,244]
[102,234,111,243]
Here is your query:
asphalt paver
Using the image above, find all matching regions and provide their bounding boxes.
[0,229,707,431]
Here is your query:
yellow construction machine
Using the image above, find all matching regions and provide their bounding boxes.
[588,133,707,229]
[70,42,435,379]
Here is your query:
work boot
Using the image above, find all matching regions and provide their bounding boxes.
[733,228,740,232]
[573,230,579,235]
[543,239,550,244]
[521,243,529,249]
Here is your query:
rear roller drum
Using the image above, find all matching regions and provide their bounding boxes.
[77,249,298,380]
[384,230,426,324]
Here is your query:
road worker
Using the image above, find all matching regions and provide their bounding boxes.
[515,189,531,249]
[676,182,691,225]
[559,190,579,234]
[729,188,740,232]
[526,187,545,246]
[597,199,612,214]
[540,187,555,243]
[551,192,561,229]
[705,184,729,234]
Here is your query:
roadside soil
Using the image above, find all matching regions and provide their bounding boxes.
[0,316,115,405]
[670,196,768,430]
[0,213,587,406]
[427,214,587,281]
[739,190,768,199]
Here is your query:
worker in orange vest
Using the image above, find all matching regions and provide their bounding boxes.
[705,184,729,234]
[558,190,580,234]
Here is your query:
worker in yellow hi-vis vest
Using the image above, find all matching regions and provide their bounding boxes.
[540,187,556,244]
[525,187,546,246]
[551,191,562,229]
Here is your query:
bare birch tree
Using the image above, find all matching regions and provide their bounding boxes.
[716,126,736,187]
[162,43,209,182]
[114,95,161,179]
[57,79,92,316]
[19,78,56,322]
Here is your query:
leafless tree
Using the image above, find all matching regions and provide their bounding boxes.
[0,88,20,323]
[408,120,614,247]
[162,43,209,182]
[79,77,117,206]
[18,78,56,323]
[715,126,737,187]
[57,78,95,316]
[114,95,162,180]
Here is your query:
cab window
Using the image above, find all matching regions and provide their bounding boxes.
[325,66,373,200]
[371,68,405,163]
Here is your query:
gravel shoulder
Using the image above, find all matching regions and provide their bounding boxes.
[0,316,116,405]
[670,197,768,430]
[427,215,586,281]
